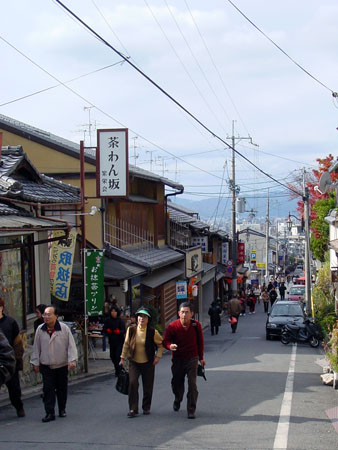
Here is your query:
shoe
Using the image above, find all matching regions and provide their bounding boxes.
[16,408,25,418]
[59,410,67,418]
[188,411,196,419]
[127,410,138,418]
[42,414,55,423]
[173,401,180,412]
[143,410,150,415]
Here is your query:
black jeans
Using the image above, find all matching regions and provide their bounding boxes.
[171,357,198,413]
[210,324,219,335]
[108,339,123,375]
[128,360,155,412]
[231,314,240,333]
[263,302,269,313]
[40,364,68,415]
[5,369,23,411]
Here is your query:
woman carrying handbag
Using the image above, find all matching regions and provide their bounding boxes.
[119,307,163,418]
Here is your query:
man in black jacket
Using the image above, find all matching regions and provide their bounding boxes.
[0,330,15,387]
[0,298,25,417]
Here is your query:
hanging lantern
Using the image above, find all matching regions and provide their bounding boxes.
[192,285,198,297]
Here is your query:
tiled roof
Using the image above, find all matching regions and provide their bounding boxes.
[0,201,32,216]
[105,243,184,271]
[0,146,80,204]
[0,113,184,190]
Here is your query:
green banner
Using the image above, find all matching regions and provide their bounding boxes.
[85,250,104,317]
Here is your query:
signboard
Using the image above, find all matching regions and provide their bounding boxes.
[191,236,208,253]
[250,250,257,262]
[221,242,229,264]
[96,128,129,197]
[85,250,104,316]
[49,230,77,302]
[176,280,187,299]
[185,246,202,278]
[237,242,245,264]
[256,262,266,269]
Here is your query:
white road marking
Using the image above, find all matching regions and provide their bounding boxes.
[273,344,297,450]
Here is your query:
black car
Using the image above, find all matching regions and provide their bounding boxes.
[266,300,305,340]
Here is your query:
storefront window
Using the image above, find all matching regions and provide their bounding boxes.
[0,234,35,329]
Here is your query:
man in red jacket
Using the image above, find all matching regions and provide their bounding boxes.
[163,302,205,419]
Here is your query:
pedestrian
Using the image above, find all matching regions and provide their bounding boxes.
[119,307,163,418]
[247,289,257,314]
[0,329,16,388]
[279,282,287,300]
[34,304,47,333]
[269,287,278,308]
[163,302,205,419]
[267,281,273,292]
[0,298,25,418]
[227,295,242,333]
[208,301,221,335]
[103,305,125,377]
[238,289,246,316]
[30,305,78,422]
[262,288,270,313]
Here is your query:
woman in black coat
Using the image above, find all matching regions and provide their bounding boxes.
[103,306,125,376]
[208,301,221,335]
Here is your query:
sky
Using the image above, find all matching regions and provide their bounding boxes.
[1,0,338,214]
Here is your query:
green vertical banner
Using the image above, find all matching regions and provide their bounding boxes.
[85,250,104,317]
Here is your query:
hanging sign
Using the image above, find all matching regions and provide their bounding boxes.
[85,250,104,316]
[176,280,187,299]
[96,128,129,198]
[49,230,77,302]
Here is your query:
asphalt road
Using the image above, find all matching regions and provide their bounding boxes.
[0,302,337,450]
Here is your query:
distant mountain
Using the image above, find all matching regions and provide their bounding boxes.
[171,195,298,221]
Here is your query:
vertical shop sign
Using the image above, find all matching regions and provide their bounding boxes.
[176,280,187,299]
[50,230,77,302]
[85,250,104,316]
[221,242,229,264]
[96,128,129,198]
[237,242,245,264]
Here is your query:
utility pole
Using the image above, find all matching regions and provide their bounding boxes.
[227,120,257,294]
[131,136,139,165]
[303,169,312,316]
[83,106,94,147]
[265,190,270,283]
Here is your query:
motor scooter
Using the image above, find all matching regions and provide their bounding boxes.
[281,319,322,347]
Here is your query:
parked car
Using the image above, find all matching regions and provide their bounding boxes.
[287,285,305,302]
[266,300,305,340]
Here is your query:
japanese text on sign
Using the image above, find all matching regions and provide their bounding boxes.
[49,230,77,302]
[85,250,104,317]
[97,129,128,197]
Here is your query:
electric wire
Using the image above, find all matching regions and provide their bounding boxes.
[53,0,302,198]
[225,0,337,96]
[184,0,250,135]
[144,0,227,134]
[0,34,227,182]
[0,60,126,108]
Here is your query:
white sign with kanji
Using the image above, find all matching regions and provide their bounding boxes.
[97,129,129,197]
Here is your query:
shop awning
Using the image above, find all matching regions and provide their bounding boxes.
[73,258,147,280]
[0,215,68,231]
[141,266,183,289]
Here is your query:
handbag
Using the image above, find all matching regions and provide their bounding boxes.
[228,316,238,325]
[197,363,207,381]
[115,368,129,395]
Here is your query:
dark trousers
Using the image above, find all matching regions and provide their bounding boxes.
[231,314,240,333]
[128,360,155,412]
[109,340,123,375]
[40,364,68,415]
[5,369,23,411]
[263,302,269,313]
[210,324,219,335]
[171,357,198,413]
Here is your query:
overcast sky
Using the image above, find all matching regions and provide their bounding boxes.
[1,0,338,211]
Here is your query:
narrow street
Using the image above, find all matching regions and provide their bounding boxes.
[0,302,337,450]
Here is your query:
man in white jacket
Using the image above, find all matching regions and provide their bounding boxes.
[31,305,78,422]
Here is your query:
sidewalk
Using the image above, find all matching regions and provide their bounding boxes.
[0,355,113,408]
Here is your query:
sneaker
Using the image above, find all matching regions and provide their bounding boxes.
[16,408,25,418]
[187,411,196,419]
[173,401,180,412]
[42,414,55,423]
[127,410,138,418]
[143,410,150,415]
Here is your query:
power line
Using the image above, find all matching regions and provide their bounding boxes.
[53,0,302,198]
[225,0,337,96]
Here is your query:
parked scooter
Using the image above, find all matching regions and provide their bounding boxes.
[281,319,322,347]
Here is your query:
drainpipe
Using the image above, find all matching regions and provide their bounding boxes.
[165,188,184,245]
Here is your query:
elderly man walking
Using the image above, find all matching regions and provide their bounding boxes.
[31,305,78,422]
[163,302,205,419]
